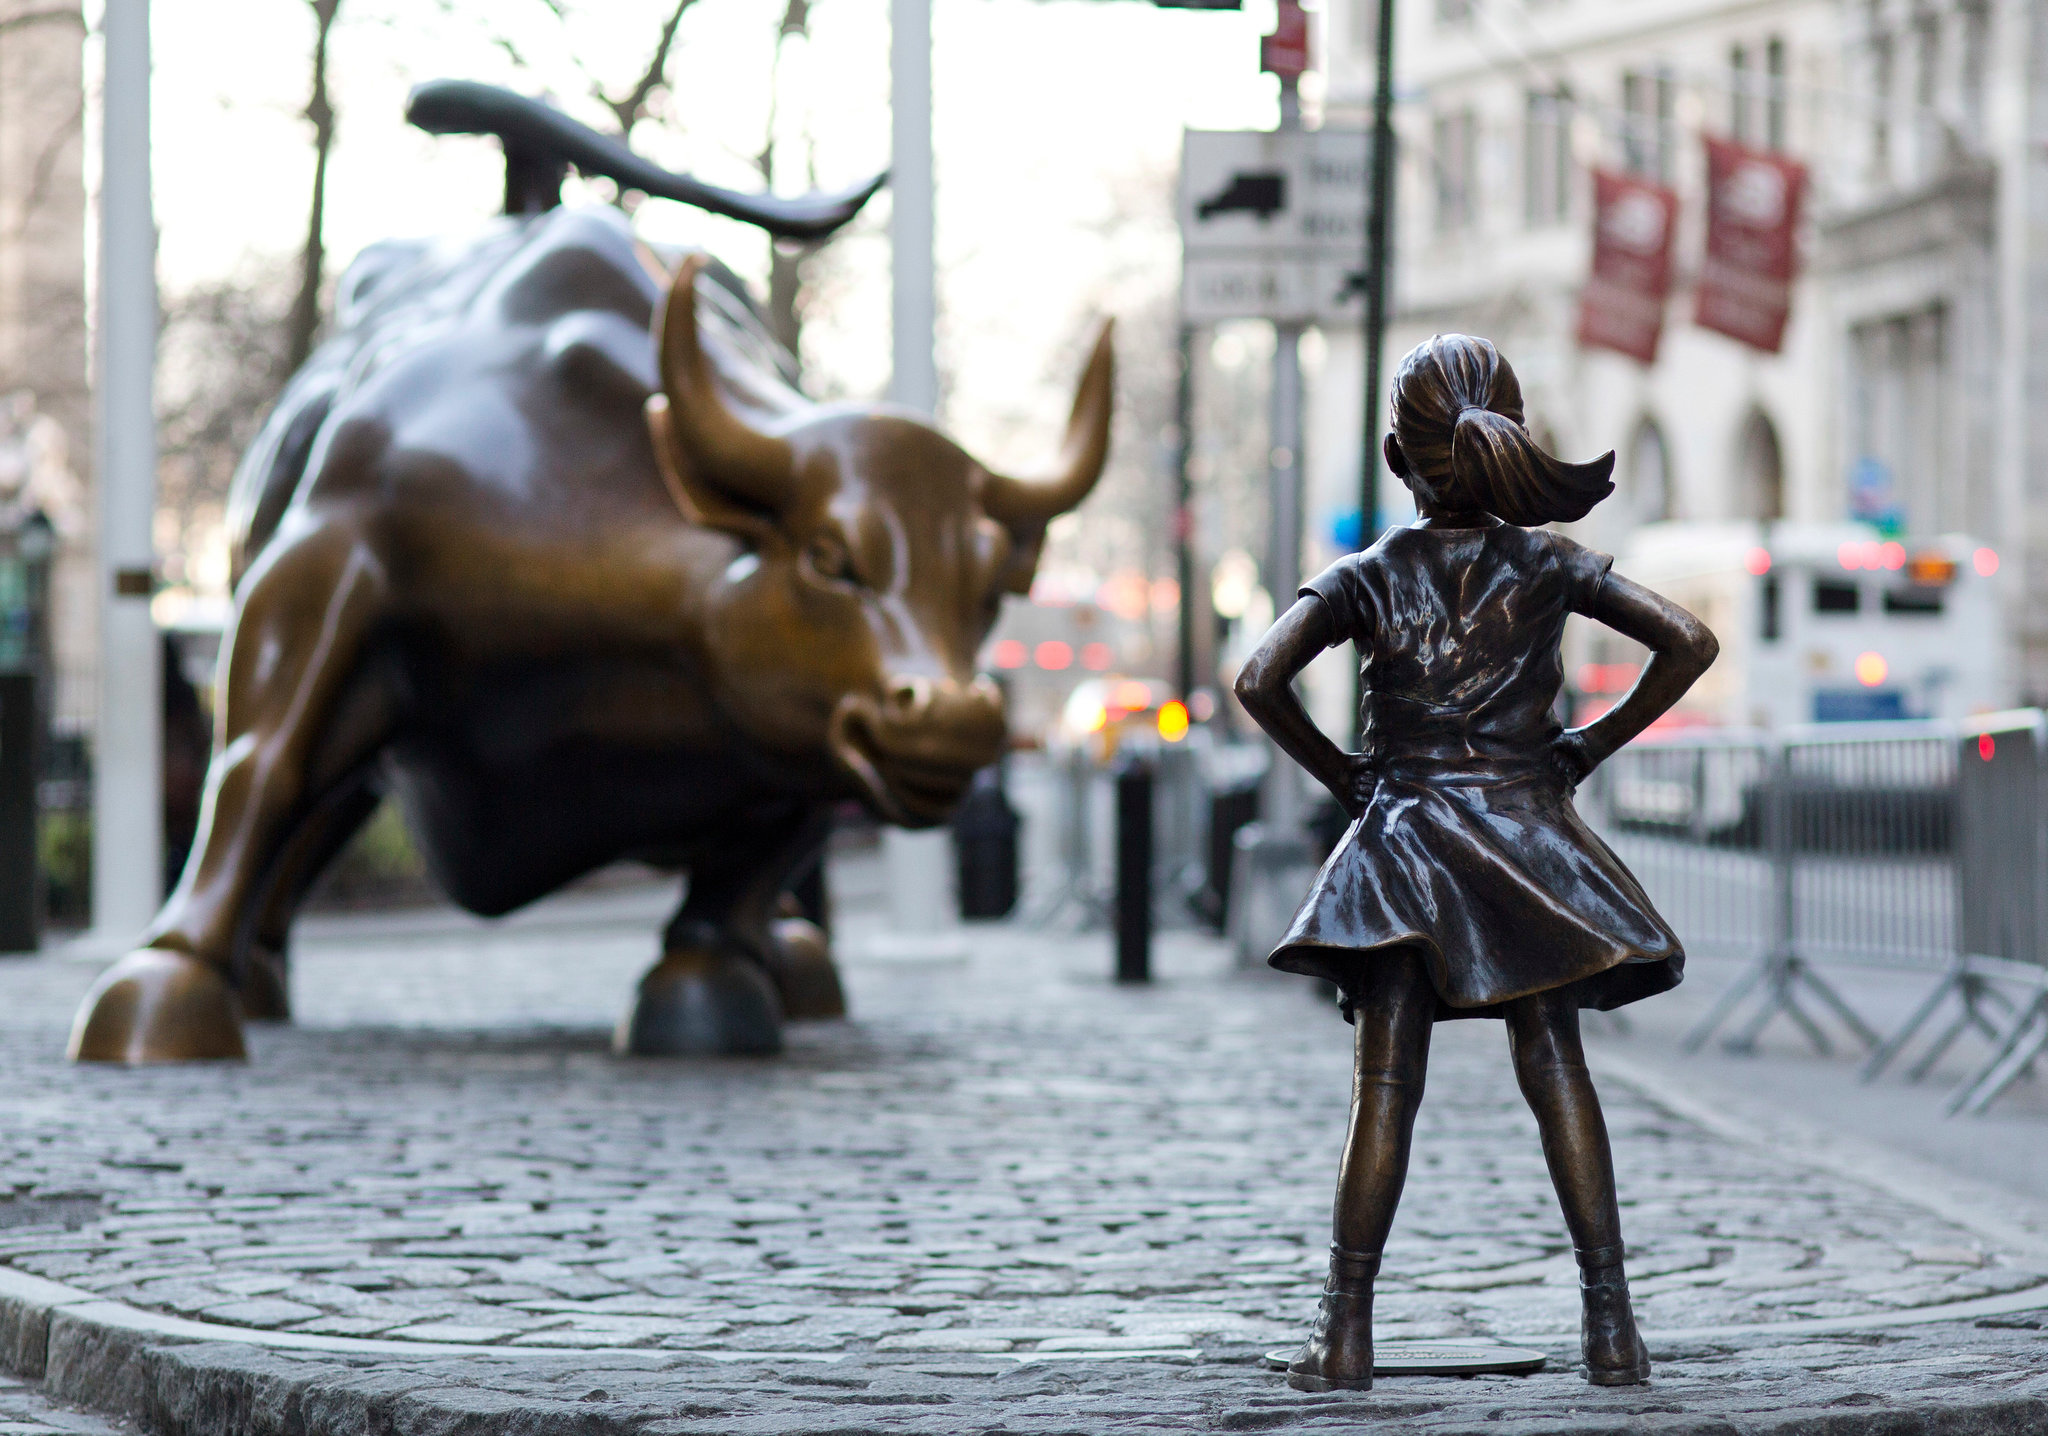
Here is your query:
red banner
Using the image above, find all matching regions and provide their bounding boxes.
[1576,169,1679,365]
[1696,136,1806,353]
[1260,0,1309,79]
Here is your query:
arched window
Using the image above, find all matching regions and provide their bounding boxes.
[1628,418,1672,522]
[1739,409,1785,521]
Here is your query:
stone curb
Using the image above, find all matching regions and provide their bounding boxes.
[4,1265,2048,1434]
[1588,1048,2048,1261]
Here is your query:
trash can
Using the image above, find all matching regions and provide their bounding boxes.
[1196,776,1260,932]
[0,672,35,951]
[953,765,1020,920]
[0,511,50,953]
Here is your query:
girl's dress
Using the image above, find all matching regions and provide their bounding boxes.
[1270,521,1683,1020]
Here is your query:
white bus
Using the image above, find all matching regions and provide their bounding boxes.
[1568,521,2009,730]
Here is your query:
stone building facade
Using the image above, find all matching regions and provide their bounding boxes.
[1298,0,2048,704]
[0,1,91,734]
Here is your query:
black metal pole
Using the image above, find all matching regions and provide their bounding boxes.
[0,673,38,952]
[1356,0,1397,746]
[1174,323,1197,702]
[1114,756,1154,983]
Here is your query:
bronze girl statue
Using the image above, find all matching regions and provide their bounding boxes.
[1235,335,1717,1391]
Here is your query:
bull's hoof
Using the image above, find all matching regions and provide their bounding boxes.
[238,942,292,1022]
[615,949,783,1056]
[765,917,847,1021]
[67,950,248,1063]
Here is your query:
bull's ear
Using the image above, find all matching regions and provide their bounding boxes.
[990,510,1045,597]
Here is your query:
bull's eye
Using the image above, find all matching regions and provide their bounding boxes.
[805,535,860,588]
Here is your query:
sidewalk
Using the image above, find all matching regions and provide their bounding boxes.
[1,873,2045,1434]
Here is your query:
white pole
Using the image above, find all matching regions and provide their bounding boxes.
[1263,324,1304,835]
[889,0,936,414]
[1232,73,1313,966]
[91,0,162,948]
[883,0,951,933]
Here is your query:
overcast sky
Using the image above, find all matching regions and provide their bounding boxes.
[148,0,1290,465]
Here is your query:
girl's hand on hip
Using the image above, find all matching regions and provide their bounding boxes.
[1550,729,1597,789]
[1335,752,1378,818]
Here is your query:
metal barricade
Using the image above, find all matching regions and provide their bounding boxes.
[1940,712,2048,1113]
[1023,735,1255,934]
[1019,743,1105,929]
[1589,719,2048,1113]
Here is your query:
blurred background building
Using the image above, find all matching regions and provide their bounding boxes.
[1315,0,2038,702]
[17,0,2048,931]
[0,0,92,736]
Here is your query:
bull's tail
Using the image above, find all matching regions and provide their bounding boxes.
[405,80,886,242]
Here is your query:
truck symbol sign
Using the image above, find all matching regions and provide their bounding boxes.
[1197,171,1287,222]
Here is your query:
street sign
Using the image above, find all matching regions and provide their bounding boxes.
[1179,128,1369,323]
[1182,254,1365,325]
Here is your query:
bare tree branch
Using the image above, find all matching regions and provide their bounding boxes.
[492,32,537,72]
[597,0,698,136]
[8,92,82,243]
[285,0,343,372]
[0,7,84,35]
[758,0,815,360]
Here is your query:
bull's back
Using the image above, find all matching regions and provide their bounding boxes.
[223,208,799,583]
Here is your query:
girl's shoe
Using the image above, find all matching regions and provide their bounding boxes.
[1285,1247,1380,1392]
[1577,1243,1651,1385]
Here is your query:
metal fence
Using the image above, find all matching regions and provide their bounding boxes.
[1013,718,2048,1113]
[1586,717,2048,1114]
[1015,736,1265,933]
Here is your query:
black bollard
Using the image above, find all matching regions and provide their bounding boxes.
[1114,755,1153,983]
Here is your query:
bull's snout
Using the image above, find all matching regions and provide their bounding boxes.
[882,674,1003,729]
[829,675,1007,828]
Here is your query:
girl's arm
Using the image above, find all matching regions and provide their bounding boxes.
[1560,573,1719,780]
[1234,597,1375,816]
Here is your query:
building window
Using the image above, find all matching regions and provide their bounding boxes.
[1621,68,1676,182]
[1913,13,1939,110]
[1765,37,1788,150]
[1523,87,1572,227]
[1628,418,1673,523]
[1739,409,1784,522]
[1869,28,1893,183]
[1960,3,1989,140]
[1435,0,1471,25]
[1729,45,1752,143]
[1849,307,1948,533]
[1350,0,1377,57]
[1434,109,1478,234]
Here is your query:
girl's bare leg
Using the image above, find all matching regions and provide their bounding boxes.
[1287,948,1436,1393]
[1504,989,1650,1385]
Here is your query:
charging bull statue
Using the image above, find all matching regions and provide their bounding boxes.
[69,83,1112,1063]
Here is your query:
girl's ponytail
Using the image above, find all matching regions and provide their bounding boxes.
[1449,405,1615,526]
[1389,335,1616,526]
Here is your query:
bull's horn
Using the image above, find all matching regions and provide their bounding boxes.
[980,319,1115,530]
[650,254,796,513]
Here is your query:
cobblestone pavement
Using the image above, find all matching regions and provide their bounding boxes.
[3,881,2047,1432]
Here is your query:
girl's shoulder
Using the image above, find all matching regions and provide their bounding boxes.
[1536,527,1616,608]
[1366,523,1609,596]
[1363,520,1545,564]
